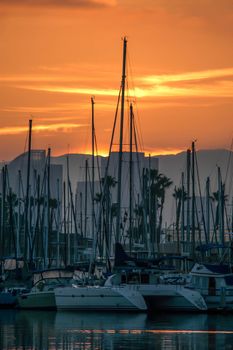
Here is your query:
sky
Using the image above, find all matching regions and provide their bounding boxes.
[0,0,233,161]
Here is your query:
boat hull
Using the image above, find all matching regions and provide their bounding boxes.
[0,292,17,308]
[17,291,56,310]
[144,295,200,311]
[134,284,207,312]
[55,286,147,311]
[203,295,233,311]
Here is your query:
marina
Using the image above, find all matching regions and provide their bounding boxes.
[0,1,233,348]
[0,38,233,317]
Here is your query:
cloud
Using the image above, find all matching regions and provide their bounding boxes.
[17,85,120,97]
[0,0,117,8]
[134,0,233,17]
[1,106,88,115]
[0,123,87,136]
[137,67,233,98]
[140,68,233,85]
[16,66,233,99]
[4,66,233,100]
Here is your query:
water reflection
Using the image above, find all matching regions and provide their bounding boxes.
[0,310,233,349]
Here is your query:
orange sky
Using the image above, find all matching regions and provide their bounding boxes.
[0,0,233,161]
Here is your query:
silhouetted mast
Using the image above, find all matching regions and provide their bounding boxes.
[186,149,191,253]
[84,159,88,238]
[91,97,95,243]
[129,102,133,253]
[206,177,210,244]
[191,141,196,257]
[25,119,32,261]
[116,37,127,244]
[181,172,185,254]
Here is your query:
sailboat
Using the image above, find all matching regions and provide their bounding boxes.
[190,262,233,311]
[17,268,74,309]
[107,243,207,311]
[51,38,147,313]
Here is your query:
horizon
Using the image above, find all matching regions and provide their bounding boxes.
[2,146,232,164]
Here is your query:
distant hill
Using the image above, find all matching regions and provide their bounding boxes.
[157,149,232,190]
[3,148,231,227]
[154,149,233,225]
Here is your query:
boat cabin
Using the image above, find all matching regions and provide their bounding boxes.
[190,263,233,296]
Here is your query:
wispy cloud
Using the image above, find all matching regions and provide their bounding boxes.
[33,116,87,122]
[140,67,233,85]
[17,68,233,98]
[0,123,87,136]
[3,67,233,100]
[18,85,120,97]
[134,0,233,18]
[2,107,72,114]
[0,0,117,8]
[0,72,112,83]
[1,102,116,116]
[137,67,233,98]
[1,106,87,115]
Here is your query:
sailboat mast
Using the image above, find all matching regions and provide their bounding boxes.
[63,181,67,266]
[218,166,224,244]
[206,177,210,244]
[0,167,6,259]
[129,102,133,253]
[84,159,88,238]
[181,172,185,253]
[44,147,51,268]
[91,97,95,242]
[116,37,127,244]
[191,141,196,257]
[186,149,191,253]
[66,155,70,265]
[56,178,60,267]
[25,119,32,261]
[16,170,21,260]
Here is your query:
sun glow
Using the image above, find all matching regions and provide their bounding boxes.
[15,66,233,99]
[145,148,185,156]
[0,0,232,161]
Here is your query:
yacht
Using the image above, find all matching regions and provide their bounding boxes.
[190,263,233,311]
[105,271,207,312]
[54,284,147,311]
[17,268,74,309]
[110,243,207,312]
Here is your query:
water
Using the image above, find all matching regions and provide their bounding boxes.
[0,310,233,349]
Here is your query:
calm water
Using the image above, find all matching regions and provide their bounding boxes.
[0,310,233,349]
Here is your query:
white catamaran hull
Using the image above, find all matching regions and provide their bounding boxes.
[55,285,147,311]
[125,284,207,311]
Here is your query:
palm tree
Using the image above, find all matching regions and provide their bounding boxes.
[134,203,145,245]
[95,175,117,259]
[173,186,187,252]
[102,176,116,258]
[157,175,173,240]
[211,185,228,232]
[143,169,172,249]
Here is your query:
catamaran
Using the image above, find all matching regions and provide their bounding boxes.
[54,284,147,311]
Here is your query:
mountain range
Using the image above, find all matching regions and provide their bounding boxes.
[51,149,233,225]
